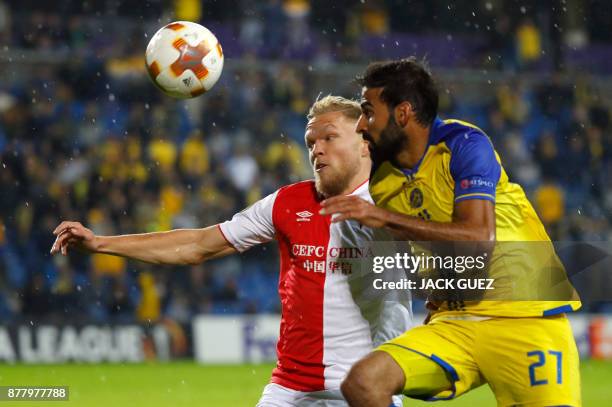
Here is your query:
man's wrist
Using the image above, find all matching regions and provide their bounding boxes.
[374,206,391,228]
[91,235,104,253]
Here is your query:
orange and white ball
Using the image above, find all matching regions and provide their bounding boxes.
[145,21,224,99]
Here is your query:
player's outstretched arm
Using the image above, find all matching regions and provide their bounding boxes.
[320,196,495,242]
[50,221,236,265]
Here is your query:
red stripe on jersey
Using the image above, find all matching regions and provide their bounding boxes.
[348,178,369,194]
[270,180,329,392]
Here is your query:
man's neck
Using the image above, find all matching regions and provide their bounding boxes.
[338,174,370,197]
[394,123,431,169]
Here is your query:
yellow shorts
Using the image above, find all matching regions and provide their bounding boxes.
[377,314,581,406]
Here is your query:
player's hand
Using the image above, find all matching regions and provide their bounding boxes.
[50,221,97,256]
[319,196,386,228]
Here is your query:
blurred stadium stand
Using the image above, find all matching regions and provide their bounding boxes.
[0,0,611,326]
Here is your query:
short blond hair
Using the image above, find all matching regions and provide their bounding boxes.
[307,95,361,121]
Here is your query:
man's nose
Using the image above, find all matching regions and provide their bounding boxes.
[355,114,368,134]
[312,140,324,155]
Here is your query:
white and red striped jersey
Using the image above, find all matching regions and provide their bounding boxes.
[219,180,412,393]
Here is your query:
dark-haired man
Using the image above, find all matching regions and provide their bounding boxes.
[321,59,581,406]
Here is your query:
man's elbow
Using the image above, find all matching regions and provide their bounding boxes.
[483,228,496,242]
[472,226,495,242]
[165,248,207,266]
[187,239,221,265]
[186,252,208,265]
[187,247,221,265]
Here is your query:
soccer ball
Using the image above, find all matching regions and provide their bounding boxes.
[145,21,224,99]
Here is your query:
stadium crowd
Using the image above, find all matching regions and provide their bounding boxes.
[0,1,611,323]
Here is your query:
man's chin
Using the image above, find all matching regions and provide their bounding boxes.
[314,176,327,197]
[372,146,395,163]
[315,174,342,198]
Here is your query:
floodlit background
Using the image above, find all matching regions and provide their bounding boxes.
[0,0,611,405]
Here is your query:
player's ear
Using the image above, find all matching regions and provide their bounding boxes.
[394,102,413,127]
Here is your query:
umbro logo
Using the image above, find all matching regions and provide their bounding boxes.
[296,210,313,222]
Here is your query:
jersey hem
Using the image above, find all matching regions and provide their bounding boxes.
[216,224,239,252]
[270,376,326,393]
[379,343,458,401]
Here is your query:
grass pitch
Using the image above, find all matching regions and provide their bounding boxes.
[1,360,610,406]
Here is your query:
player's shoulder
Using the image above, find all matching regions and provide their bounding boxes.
[431,118,488,145]
[274,180,319,207]
[431,118,494,155]
[277,179,316,196]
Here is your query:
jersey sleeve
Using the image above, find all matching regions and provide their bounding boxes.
[449,131,501,203]
[218,190,278,252]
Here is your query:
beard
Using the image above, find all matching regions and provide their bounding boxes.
[367,115,406,165]
[314,157,361,198]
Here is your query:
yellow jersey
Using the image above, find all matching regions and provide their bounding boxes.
[369,118,581,318]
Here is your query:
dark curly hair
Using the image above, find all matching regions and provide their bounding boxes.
[356,58,439,126]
